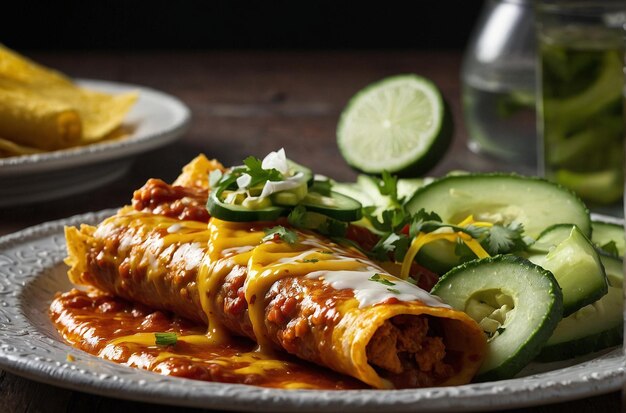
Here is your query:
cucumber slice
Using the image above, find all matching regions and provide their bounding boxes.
[537,253,623,361]
[591,220,625,257]
[270,181,308,206]
[431,255,563,381]
[406,174,591,239]
[333,176,427,209]
[206,190,286,222]
[337,74,453,176]
[527,225,608,317]
[356,175,383,201]
[287,159,313,186]
[331,182,375,207]
[415,239,461,274]
[397,177,427,202]
[300,190,362,222]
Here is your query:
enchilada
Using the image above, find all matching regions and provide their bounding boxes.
[55,155,486,389]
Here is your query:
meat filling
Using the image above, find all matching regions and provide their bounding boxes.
[132,178,210,223]
[366,315,454,388]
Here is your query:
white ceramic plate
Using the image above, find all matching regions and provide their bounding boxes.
[0,79,190,207]
[0,211,623,412]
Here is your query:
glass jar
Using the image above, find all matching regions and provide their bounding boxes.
[462,0,537,167]
[536,0,625,209]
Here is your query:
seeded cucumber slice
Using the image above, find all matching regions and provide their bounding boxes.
[537,253,623,361]
[406,174,590,239]
[431,255,563,381]
[527,225,608,317]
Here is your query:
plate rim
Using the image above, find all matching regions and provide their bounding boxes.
[0,78,191,176]
[0,210,623,412]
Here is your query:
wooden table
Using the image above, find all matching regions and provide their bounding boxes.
[0,51,621,412]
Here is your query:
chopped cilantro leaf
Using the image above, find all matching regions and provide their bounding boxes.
[371,233,410,262]
[369,273,396,286]
[481,221,528,255]
[263,226,298,244]
[387,287,401,294]
[155,332,177,346]
[287,205,307,227]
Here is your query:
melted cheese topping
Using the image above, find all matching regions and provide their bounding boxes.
[96,210,448,368]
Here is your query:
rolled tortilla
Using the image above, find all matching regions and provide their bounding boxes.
[0,85,82,150]
[66,214,485,388]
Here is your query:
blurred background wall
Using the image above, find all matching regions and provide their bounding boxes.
[4,0,485,51]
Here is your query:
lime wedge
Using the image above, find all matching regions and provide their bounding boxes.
[337,74,452,176]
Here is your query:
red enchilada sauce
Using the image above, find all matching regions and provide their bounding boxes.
[50,288,364,389]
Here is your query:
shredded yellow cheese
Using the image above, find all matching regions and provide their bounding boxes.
[399,215,492,280]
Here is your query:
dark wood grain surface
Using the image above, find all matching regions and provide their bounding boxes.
[0,51,621,412]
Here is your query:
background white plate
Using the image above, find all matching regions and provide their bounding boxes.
[0,79,190,206]
[0,211,623,412]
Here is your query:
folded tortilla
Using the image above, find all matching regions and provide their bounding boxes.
[0,45,137,152]
[0,84,82,149]
[64,157,486,389]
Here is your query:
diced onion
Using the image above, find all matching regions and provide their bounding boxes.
[237,173,252,188]
[259,172,305,198]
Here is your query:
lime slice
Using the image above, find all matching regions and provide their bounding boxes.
[337,74,452,176]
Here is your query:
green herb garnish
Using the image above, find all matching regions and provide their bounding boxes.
[302,258,319,263]
[387,287,401,294]
[369,273,396,286]
[242,156,284,187]
[155,332,178,346]
[481,221,528,255]
[263,226,298,244]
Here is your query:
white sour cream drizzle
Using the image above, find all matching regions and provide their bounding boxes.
[306,270,449,309]
[167,223,183,233]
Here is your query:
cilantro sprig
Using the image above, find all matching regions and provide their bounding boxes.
[361,171,531,263]
[242,156,284,187]
[209,155,284,195]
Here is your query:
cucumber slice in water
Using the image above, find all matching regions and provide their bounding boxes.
[431,255,563,381]
[406,174,591,239]
[537,253,623,361]
[527,225,608,317]
[337,74,452,176]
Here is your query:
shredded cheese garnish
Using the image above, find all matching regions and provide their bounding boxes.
[399,215,493,280]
